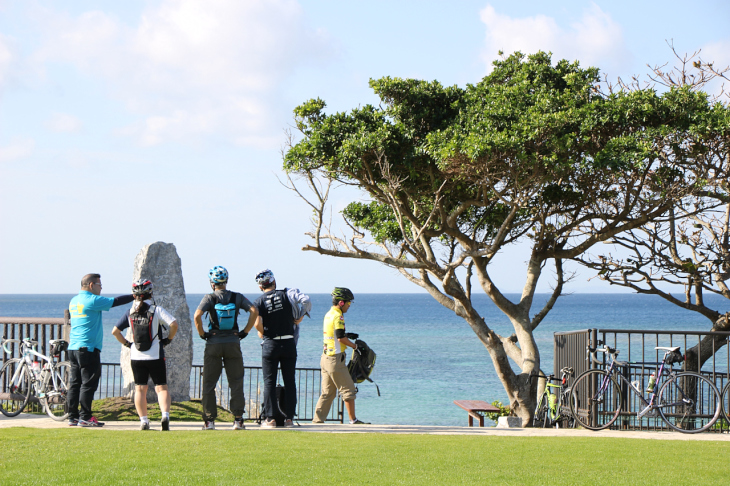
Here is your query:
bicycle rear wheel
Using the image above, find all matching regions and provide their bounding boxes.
[533,394,549,428]
[42,361,70,421]
[0,359,32,417]
[570,370,622,430]
[722,381,730,425]
[557,401,576,428]
[657,372,721,433]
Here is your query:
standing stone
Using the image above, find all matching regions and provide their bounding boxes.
[120,242,193,403]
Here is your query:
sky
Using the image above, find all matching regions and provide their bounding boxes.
[1,0,729,295]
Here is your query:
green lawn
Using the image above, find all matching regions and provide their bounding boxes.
[1,429,728,485]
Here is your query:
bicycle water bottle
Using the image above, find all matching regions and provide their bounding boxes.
[39,363,49,383]
[646,372,656,393]
[548,392,557,410]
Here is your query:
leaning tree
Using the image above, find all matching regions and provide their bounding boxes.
[575,48,730,370]
[283,51,719,424]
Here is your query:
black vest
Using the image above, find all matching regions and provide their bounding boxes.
[259,289,294,339]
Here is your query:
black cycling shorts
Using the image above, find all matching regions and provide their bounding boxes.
[131,358,167,386]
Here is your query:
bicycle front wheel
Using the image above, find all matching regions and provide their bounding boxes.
[42,361,70,421]
[570,370,622,430]
[657,372,721,433]
[0,359,32,417]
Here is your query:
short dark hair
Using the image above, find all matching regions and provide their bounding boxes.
[332,296,351,305]
[81,273,101,287]
[262,280,276,291]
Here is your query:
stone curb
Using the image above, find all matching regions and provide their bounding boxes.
[2,413,729,440]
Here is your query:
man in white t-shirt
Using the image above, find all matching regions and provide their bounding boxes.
[112,279,178,431]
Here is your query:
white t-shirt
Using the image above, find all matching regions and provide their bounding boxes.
[115,301,176,361]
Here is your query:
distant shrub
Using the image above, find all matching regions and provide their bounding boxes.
[485,400,511,423]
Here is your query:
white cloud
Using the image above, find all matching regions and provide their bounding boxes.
[479,3,631,76]
[44,112,83,133]
[32,0,333,147]
[0,33,17,90]
[0,137,34,163]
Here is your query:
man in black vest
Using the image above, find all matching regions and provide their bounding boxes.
[253,269,302,428]
[193,266,258,430]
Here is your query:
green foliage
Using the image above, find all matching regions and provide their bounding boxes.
[485,400,511,422]
[343,201,406,244]
[285,51,722,256]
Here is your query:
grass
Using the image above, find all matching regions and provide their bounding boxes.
[91,397,235,422]
[1,428,729,485]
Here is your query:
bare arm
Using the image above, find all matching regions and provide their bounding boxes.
[337,336,357,350]
[193,309,206,338]
[167,320,178,340]
[111,326,131,346]
[242,305,258,334]
[254,314,264,338]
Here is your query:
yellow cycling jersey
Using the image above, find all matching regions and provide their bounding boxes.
[323,305,347,356]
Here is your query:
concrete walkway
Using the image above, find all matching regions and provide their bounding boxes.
[2,413,729,441]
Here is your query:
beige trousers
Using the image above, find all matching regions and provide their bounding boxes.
[313,353,357,422]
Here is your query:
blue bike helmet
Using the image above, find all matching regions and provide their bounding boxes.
[255,269,275,286]
[209,266,229,284]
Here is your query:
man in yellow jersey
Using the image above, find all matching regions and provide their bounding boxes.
[312,287,367,424]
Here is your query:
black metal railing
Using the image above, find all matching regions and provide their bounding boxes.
[2,317,342,423]
[96,362,342,423]
[1,315,69,361]
[555,328,730,432]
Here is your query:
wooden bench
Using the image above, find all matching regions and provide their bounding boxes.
[453,400,500,427]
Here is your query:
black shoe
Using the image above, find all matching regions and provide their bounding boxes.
[161,417,170,431]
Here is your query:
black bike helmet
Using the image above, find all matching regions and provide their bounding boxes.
[331,287,354,302]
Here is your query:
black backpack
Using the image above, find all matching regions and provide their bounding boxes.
[129,304,158,352]
[259,384,291,426]
[348,339,380,396]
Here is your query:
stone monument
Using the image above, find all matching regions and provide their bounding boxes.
[120,242,193,402]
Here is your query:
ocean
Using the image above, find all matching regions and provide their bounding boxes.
[2,293,729,426]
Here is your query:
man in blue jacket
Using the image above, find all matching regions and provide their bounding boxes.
[66,273,133,427]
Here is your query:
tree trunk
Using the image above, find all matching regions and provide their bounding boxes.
[683,314,730,373]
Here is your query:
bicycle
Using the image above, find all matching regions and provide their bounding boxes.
[570,345,721,433]
[719,378,730,426]
[532,367,575,428]
[0,338,71,420]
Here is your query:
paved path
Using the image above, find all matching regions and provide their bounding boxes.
[2,413,729,440]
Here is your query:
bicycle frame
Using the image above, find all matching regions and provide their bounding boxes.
[592,349,688,418]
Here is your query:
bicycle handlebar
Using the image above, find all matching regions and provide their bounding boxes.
[530,370,573,384]
[1,338,20,355]
[1,337,40,357]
